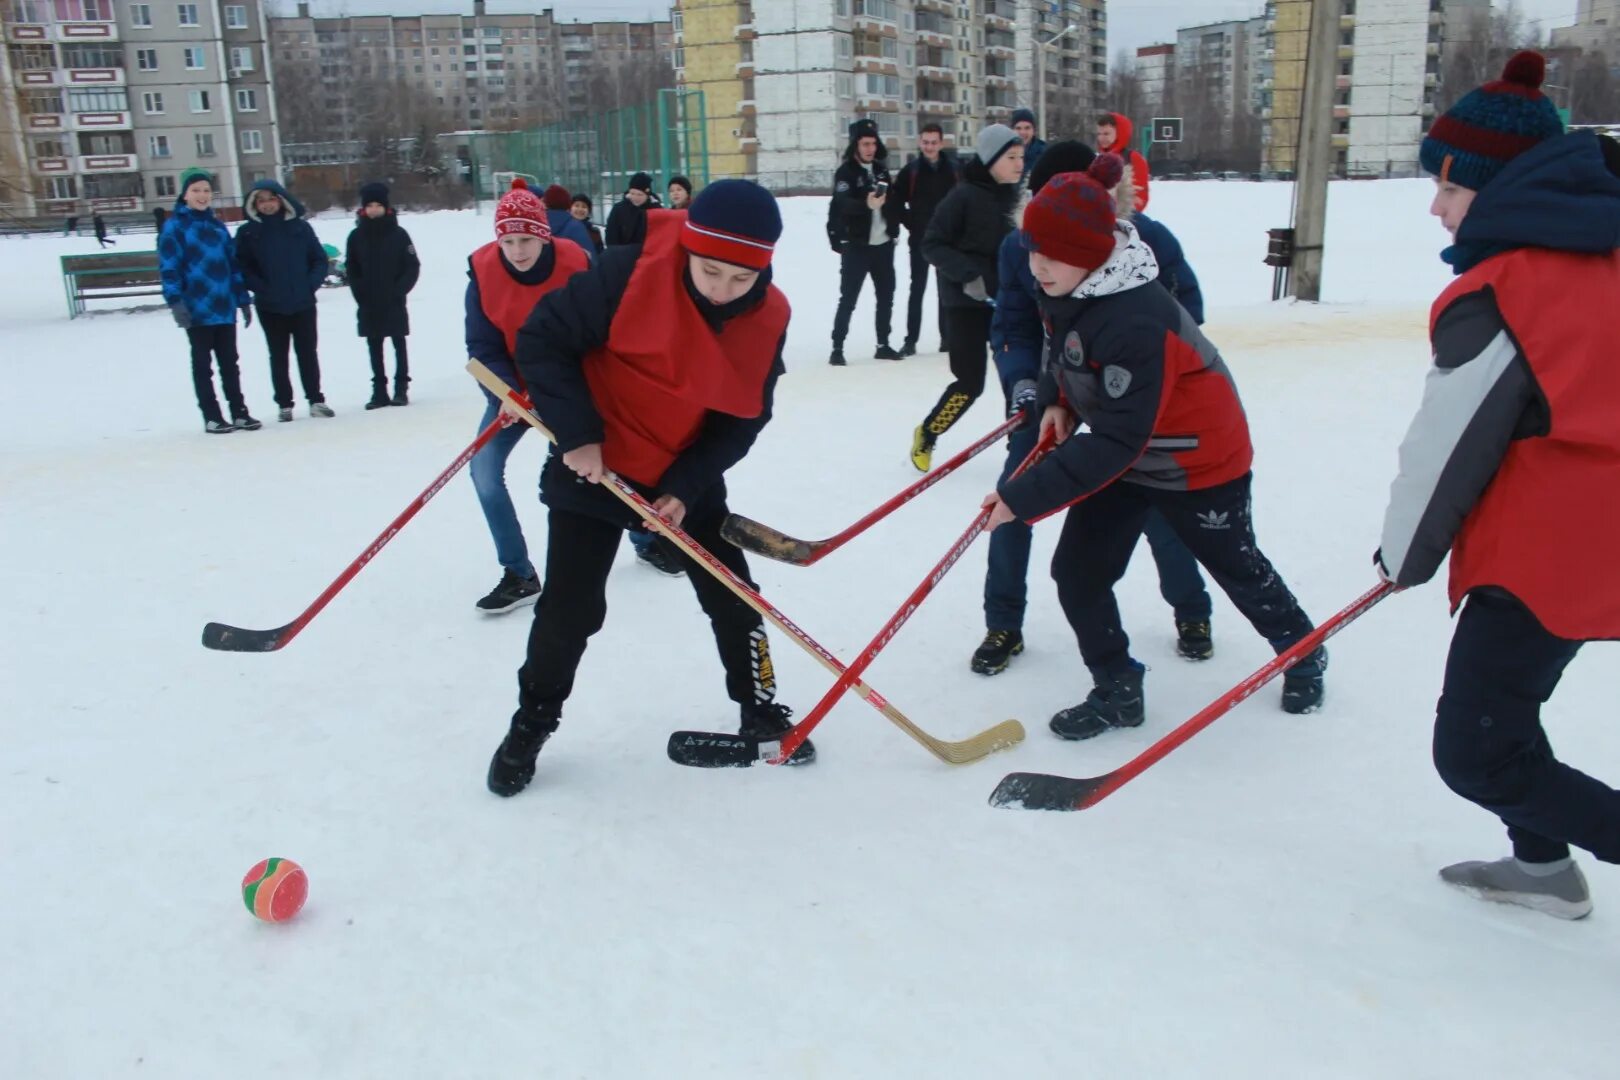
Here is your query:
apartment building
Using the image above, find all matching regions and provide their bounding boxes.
[267,2,672,142]
[1551,0,1620,55]
[1175,18,1262,145]
[1136,42,1173,116]
[2,0,278,217]
[1262,0,1487,177]
[674,0,1108,186]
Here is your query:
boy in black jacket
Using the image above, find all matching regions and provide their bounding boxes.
[892,122,958,356]
[828,118,901,365]
[346,182,421,408]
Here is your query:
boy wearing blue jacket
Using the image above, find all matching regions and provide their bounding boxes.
[974,144,1209,675]
[159,167,259,434]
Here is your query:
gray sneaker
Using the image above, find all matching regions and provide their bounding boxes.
[310,402,335,418]
[1439,856,1592,920]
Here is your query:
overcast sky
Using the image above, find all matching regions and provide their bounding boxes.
[275,1,1586,58]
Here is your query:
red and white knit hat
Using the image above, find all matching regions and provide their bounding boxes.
[494,178,551,239]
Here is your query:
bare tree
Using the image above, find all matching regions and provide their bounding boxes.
[1439,0,1546,113]
[1568,50,1619,125]
[1104,49,1147,132]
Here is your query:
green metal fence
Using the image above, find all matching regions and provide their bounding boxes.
[465,89,709,214]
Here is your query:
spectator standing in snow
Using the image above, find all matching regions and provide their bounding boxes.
[569,194,605,254]
[828,118,901,365]
[1010,108,1046,181]
[93,213,113,249]
[485,180,811,797]
[540,184,597,259]
[234,179,333,422]
[1096,112,1151,211]
[346,181,420,409]
[667,175,693,209]
[158,167,260,434]
[891,122,958,356]
[604,172,654,247]
[1377,52,1620,921]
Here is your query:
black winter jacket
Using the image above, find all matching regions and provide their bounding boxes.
[604,197,648,247]
[234,180,327,316]
[831,157,900,249]
[514,244,786,527]
[921,159,1021,309]
[345,213,420,338]
[893,153,958,236]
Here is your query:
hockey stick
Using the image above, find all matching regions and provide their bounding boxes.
[467,360,1025,767]
[673,430,1054,768]
[721,414,1024,566]
[989,581,1396,811]
[201,409,518,652]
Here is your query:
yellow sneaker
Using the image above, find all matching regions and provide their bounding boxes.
[910,425,934,473]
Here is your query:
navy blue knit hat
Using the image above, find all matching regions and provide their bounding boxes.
[359,181,390,209]
[1421,51,1564,191]
[1011,107,1037,128]
[681,179,782,270]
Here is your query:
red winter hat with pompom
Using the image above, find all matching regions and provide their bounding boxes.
[541,183,572,211]
[494,178,551,239]
[1020,157,1122,272]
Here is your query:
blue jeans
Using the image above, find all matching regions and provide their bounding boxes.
[984,423,1213,631]
[470,397,536,579]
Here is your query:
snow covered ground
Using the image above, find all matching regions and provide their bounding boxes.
[3,180,1616,1078]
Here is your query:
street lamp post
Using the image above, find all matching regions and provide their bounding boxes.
[1036,23,1079,142]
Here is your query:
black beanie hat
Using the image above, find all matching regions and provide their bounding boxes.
[359,181,390,209]
[1027,140,1098,196]
[628,172,653,193]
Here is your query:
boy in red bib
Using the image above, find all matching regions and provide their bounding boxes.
[487,180,811,796]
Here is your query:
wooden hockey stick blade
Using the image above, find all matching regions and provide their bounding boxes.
[719,514,819,565]
[988,771,1107,810]
[201,620,294,652]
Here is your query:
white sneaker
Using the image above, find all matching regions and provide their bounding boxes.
[278,407,294,423]
[311,402,335,418]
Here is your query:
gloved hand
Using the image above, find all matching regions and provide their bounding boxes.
[169,302,192,330]
[963,277,990,304]
[1373,549,1395,585]
[1009,378,1038,422]
[241,304,254,328]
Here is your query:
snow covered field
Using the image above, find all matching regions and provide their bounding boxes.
[3,179,1616,1078]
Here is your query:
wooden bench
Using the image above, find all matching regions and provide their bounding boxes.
[61,251,163,318]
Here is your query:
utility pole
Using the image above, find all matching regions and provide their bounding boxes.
[1290,0,1342,302]
[1036,24,1078,142]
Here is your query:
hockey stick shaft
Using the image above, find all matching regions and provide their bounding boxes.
[990,581,1395,810]
[201,409,517,652]
[773,430,1055,763]
[723,414,1023,565]
[468,360,1023,765]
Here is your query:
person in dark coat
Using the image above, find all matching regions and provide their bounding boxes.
[152,205,167,232]
[667,175,693,209]
[976,143,1212,678]
[93,212,113,248]
[604,172,653,247]
[484,180,812,797]
[569,194,605,254]
[235,179,332,421]
[909,123,1024,472]
[159,166,260,433]
[892,122,958,356]
[346,181,420,408]
[540,184,597,260]
[828,118,902,365]
[1010,108,1047,182]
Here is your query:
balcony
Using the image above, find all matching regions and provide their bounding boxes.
[64,67,123,86]
[1336,74,1351,89]
[15,68,61,87]
[737,98,756,113]
[57,21,118,41]
[982,1,1014,29]
[983,72,1013,88]
[1333,105,1350,119]
[984,104,1012,120]
[915,0,952,13]
[77,153,137,172]
[853,54,897,74]
[70,110,131,131]
[30,155,74,175]
[7,21,48,42]
[735,21,756,40]
[917,96,955,114]
[855,94,899,112]
[26,111,66,131]
[916,64,954,82]
[914,24,951,47]
[735,59,754,74]
[1331,133,1349,149]
[1340,14,1355,29]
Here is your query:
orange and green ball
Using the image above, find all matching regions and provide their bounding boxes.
[241,858,308,923]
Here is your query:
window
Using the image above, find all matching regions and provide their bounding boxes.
[11,0,45,22]
[55,0,111,17]
[835,34,850,59]
[188,88,209,112]
[229,46,253,71]
[194,132,215,156]
[184,46,205,69]
[235,88,256,111]
[67,87,126,111]
[129,3,151,27]
[148,133,170,157]
[45,176,78,200]
[225,4,246,29]
[34,136,68,157]
[142,91,163,113]
[240,129,263,154]
[154,175,176,198]
[60,43,123,68]
[177,3,198,27]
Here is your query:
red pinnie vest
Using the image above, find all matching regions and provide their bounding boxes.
[471,237,591,378]
[583,211,790,487]
[1439,246,1620,639]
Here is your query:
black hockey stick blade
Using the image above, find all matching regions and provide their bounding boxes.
[667,730,778,768]
[719,513,819,566]
[988,771,1109,811]
[201,621,295,652]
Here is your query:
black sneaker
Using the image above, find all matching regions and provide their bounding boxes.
[476,569,541,613]
[829,348,846,366]
[970,629,1024,675]
[1281,646,1328,714]
[1175,619,1213,661]
[898,340,917,358]
[635,535,687,576]
[205,419,234,434]
[1050,665,1146,740]
[232,413,262,431]
[740,702,815,765]
[487,710,560,797]
[364,389,391,410]
[391,386,409,406]
[874,343,901,361]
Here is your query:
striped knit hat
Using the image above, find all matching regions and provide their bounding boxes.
[494,178,551,239]
[679,179,781,270]
[1421,50,1564,191]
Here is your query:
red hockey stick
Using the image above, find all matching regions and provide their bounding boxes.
[989,581,1396,810]
[721,414,1024,566]
[201,409,518,652]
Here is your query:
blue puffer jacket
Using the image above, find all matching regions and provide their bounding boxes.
[990,213,1204,399]
[234,180,329,315]
[159,200,250,327]
[546,208,596,261]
